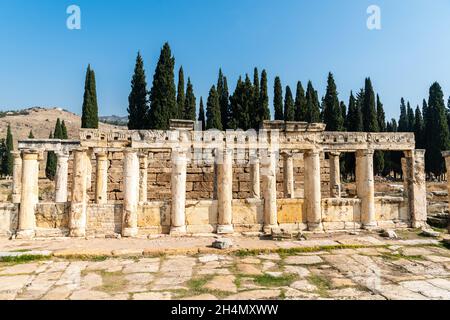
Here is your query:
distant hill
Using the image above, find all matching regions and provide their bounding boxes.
[0,107,126,148]
[99,115,128,126]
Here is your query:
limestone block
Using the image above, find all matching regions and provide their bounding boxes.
[277,199,304,224]
[232,199,263,225]
[185,200,218,225]
[138,203,170,227]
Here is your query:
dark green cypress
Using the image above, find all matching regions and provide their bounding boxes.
[61,121,68,139]
[81,64,99,129]
[414,105,425,149]
[273,77,283,120]
[344,91,363,179]
[206,85,222,130]
[127,52,149,129]
[284,86,295,121]
[251,68,260,129]
[425,82,450,176]
[183,78,196,121]
[45,132,57,180]
[243,75,254,130]
[54,118,63,139]
[323,72,343,131]
[398,98,408,132]
[28,130,34,139]
[0,139,5,176]
[176,66,185,119]
[198,97,206,130]
[406,102,415,132]
[305,81,321,123]
[2,124,14,176]
[148,42,177,129]
[217,69,230,130]
[374,94,386,175]
[258,70,270,126]
[294,81,306,121]
[362,78,379,132]
[376,94,386,132]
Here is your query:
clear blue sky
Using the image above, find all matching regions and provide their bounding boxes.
[1,0,450,121]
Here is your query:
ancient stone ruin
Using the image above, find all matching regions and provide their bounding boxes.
[0,120,428,239]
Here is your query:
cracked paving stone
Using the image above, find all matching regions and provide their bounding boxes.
[0,263,40,275]
[225,289,281,300]
[282,287,320,299]
[41,285,73,300]
[81,273,103,290]
[290,280,317,292]
[0,275,33,291]
[376,284,427,300]
[204,275,237,293]
[122,261,159,274]
[181,294,217,300]
[283,265,310,277]
[124,273,154,285]
[240,257,261,264]
[401,247,435,256]
[236,263,262,276]
[133,291,172,300]
[400,280,450,299]
[284,255,323,265]
[69,289,111,300]
[258,253,281,261]
[198,254,219,263]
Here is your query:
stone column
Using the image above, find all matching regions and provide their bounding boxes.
[262,150,278,232]
[443,151,450,233]
[402,150,427,228]
[17,150,39,239]
[122,149,139,237]
[11,151,22,204]
[329,152,341,198]
[55,152,69,203]
[69,148,89,237]
[217,148,233,234]
[138,153,148,203]
[250,156,260,199]
[95,152,108,204]
[356,149,376,229]
[282,152,295,198]
[304,149,322,231]
[170,148,188,235]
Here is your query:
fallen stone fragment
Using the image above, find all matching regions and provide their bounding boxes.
[212,237,233,249]
[380,229,398,239]
[420,228,440,238]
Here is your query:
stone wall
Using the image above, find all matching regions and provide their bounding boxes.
[0,203,18,237]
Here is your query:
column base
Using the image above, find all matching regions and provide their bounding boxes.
[263,224,278,234]
[307,222,323,232]
[170,225,187,236]
[69,228,86,238]
[362,222,378,230]
[16,229,35,239]
[122,227,138,238]
[411,221,428,229]
[217,224,234,234]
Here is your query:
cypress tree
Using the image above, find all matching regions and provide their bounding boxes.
[362,78,378,132]
[252,68,260,129]
[376,94,386,132]
[284,86,295,121]
[54,118,63,139]
[183,77,196,121]
[258,70,270,127]
[206,85,222,130]
[176,66,185,119]
[294,81,306,121]
[340,101,347,130]
[198,97,206,130]
[425,82,450,176]
[81,64,99,129]
[305,81,321,123]
[374,94,386,174]
[323,72,343,131]
[61,120,68,139]
[2,125,13,176]
[414,105,425,149]
[344,91,363,179]
[229,76,253,130]
[242,75,254,130]
[148,42,176,129]
[217,69,230,130]
[45,132,57,180]
[0,139,5,176]
[398,98,408,132]
[406,102,415,132]
[28,130,34,139]
[273,77,283,120]
[127,52,149,129]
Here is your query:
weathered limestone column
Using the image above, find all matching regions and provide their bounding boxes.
[217,148,233,234]
[122,149,139,237]
[69,148,89,237]
[95,152,108,204]
[402,150,427,228]
[262,150,278,232]
[356,149,376,229]
[304,149,323,231]
[17,150,39,239]
[443,151,450,233]
[250,156,260,198]
[170,148,188,235]
[55,152,69,203]
[11,151,22,204]
[282,152,295,198]
[138,152,148,203]
[329,151,341,198]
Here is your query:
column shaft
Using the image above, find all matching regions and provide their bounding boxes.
[139,153,148,203]
[122,150,139,237]
[329,152,341,198]
[262,150,278,232]
[69,149,89,237]
[55,153,69,203]
[17,150,39,239]
[12,151,22,204]
[170,148,188,235]
[304,150,322,231]
[356,149,376,228]
[217,148,233,233]
[250,157,260,198]
[283,153,295,198]
[95,152,108,204]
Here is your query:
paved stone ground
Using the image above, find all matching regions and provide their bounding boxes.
[1,235,449,300]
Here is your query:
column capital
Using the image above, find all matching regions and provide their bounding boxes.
[21,149,40,160]
[305,148,321,157]
[329,151,341,157]
[55,151,70,159]
[356,149,374,157]
[11,151,21,158]
[95,151,108,158]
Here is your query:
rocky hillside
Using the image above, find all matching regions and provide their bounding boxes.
[0,107,125,148]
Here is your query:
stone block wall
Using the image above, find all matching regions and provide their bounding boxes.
[0,203,18,237]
